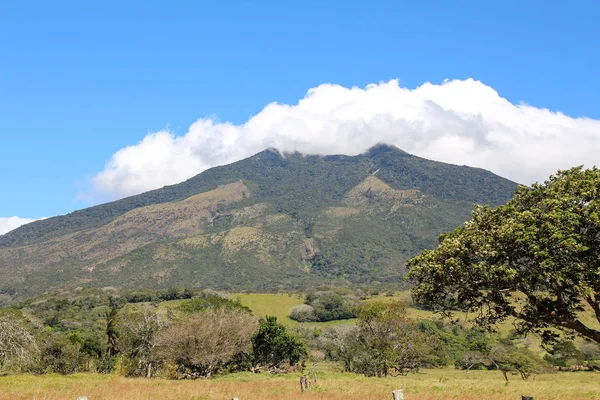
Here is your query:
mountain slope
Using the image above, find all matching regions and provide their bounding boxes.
[0,145,518,299]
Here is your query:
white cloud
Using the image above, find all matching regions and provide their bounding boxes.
[90,78,600,201]
[0,217,38,236]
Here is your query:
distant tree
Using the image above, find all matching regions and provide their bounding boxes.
[488,341,549,381]
[0,309,38,371]
[300,292,357,322]
[154,308,257,378]
[40,333,82,374]
[543,340,584,368]
[251,316,307,369]
[104,297,122,357]
[407,167,600,345]
[454,351,491,373]
[119,305,168,377]
[289,304,318,322]
[338,301,437,377]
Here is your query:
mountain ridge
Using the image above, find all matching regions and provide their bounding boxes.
[0,145,518,299]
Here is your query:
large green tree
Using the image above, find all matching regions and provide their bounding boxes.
[407,167,600,344]
[251,316,307,369]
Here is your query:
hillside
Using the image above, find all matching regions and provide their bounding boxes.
[0,145,518,300]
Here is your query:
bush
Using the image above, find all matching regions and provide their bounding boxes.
[0,309,39,372]
[40,333,83,374]
[489,341,550,381]
[252,316,307,368]
[289,304,318,322]
[177,293,250,314]
[302,292,357,322]
[154,308,257,377]
[333,301,437,377]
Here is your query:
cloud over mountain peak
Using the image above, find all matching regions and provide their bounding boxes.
[89,78,600,202]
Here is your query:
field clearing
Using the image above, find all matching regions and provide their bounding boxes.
[233,293,356,327]
[232,292,442,328]
[1,368,598,400]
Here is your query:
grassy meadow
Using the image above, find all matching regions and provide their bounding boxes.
[1,367,598,400]
[5,292,599,399]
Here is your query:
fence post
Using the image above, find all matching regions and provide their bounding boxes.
[392,389,404,400]
[522,397,534,400]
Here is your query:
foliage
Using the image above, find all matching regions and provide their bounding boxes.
[293,292,357,322]
[0,145,517,298]
[418,319,492,366]
[104,297,122,357]
[251,316,307,368]
[0,308,38,371]
[289,304,318,322]
[125,288,195,303]
[39,333,83,374]
[488,340,550,381]
[408,167,600,344]
[335,301,439,376]
[119,305,168,377]
[454,351,492,372]
[177,293,251,314]
[153,308,257,377]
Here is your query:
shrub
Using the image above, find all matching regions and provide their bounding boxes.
[154,308,257,377]
[302,292,357,322]
[252,316,307,368]
[334,301,437,377]
[289,304,318,322]
[40,333,82,374]
[0,309,38,371]
[489,341,550,381]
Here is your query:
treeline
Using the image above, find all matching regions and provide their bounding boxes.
[1,291,599,381]
[0,291,305,377]
[296,301,583,380]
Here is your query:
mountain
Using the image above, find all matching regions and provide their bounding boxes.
[0,145,518,300]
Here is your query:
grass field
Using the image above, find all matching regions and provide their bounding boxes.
[1,367,598,400]
[232,292,443,328]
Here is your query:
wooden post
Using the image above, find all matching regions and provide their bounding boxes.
[522,397,534,400]
[392,389,404,400]
[76,397,88,400]
[300,375,311,392]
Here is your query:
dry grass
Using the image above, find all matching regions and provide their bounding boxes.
[1,367,598,400]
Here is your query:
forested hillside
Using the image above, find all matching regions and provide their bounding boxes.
[0,145,518,300]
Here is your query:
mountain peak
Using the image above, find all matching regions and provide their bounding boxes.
[363,143,408,157]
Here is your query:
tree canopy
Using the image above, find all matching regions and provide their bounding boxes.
[407,167,600,344]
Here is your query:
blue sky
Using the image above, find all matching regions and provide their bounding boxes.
[1,0,599,227]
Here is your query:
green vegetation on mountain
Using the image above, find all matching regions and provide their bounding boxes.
[0,145,518,299]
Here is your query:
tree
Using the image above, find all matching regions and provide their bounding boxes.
[407,167,600,345]
[119,305,168,377]
[40,333,82,374]
[104,297,122,357]
[251,316,307,369]
[154,308,257,378]
[289,304,318,322]
[0,309,38,371]
[488,341,549,381]
[455,351,491,373]
[338,301,437,377]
